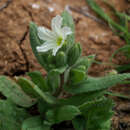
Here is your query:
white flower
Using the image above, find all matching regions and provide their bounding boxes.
[36,15,72,56]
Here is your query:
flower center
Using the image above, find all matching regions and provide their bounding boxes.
[56,37,63,46]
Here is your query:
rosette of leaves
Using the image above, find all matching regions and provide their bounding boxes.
[0,11,130,130]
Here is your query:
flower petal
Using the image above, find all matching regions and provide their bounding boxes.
[52,46,61,56]
[51,15,63,35]
[36,41,56,53]
[61,26,72,39]
[38,27,56,41]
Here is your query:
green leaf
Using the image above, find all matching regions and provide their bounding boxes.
[0,76,36,107]
[86,0,125,31]
[17,77,57,105]
[0,100,29,130]
[103,0,130,30]
[37,91,57,105]
[54,66,68,74]
[61,11,75,46]
[116,64,130,73]
[105,91,130,100]
[65,73,130,94]
[86,0,110,21]
[38,99,52,115]
[55,105,81,123]
[110,45,130,61]
[19,79,57,104]
[16,77,56,105]
[29,22,48,71]
[22,116,44,130]
[86,0,130,43]
[16,77,39,98]
[28,71,49,92]
[61,11,75,32]
[47,70,60,94]
[72,116,86,130]
[79,98,114,130]
[59,91,104,106]
[46,105,81,124]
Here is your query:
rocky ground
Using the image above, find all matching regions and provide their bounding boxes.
[0,0,130,129]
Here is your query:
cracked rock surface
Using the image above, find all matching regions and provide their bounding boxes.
[0,0,130,129]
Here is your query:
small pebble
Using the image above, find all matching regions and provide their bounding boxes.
[31,4,40,9]
[48,7,54,12]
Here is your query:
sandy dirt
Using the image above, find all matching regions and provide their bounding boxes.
[0,0,130,129]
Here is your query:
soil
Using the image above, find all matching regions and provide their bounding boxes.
[0,0,130,129]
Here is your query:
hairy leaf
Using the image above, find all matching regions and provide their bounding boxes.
[59,91,104,106]
[29,22,48,71]
[22,116,43,130]
[16,77,57,104]
[61,11,75,48]
[79,98,114,130]
[61,11,75,32]
[65,73,130,94]
[28,71,49,92]
[0,100,29,130]
[0,76,36,107]
[38,99,52,115]
[46,105,80,124]
[17,76,57,104]
[16,77,39,98]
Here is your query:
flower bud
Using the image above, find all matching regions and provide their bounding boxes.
[67,43,81,66]
[47,54,54,64]
[77,65,86,71]
[46,54,56,70]
[56,51,67,67]
[70,67,86,84]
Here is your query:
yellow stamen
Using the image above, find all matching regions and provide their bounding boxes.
[56,37,63,46]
